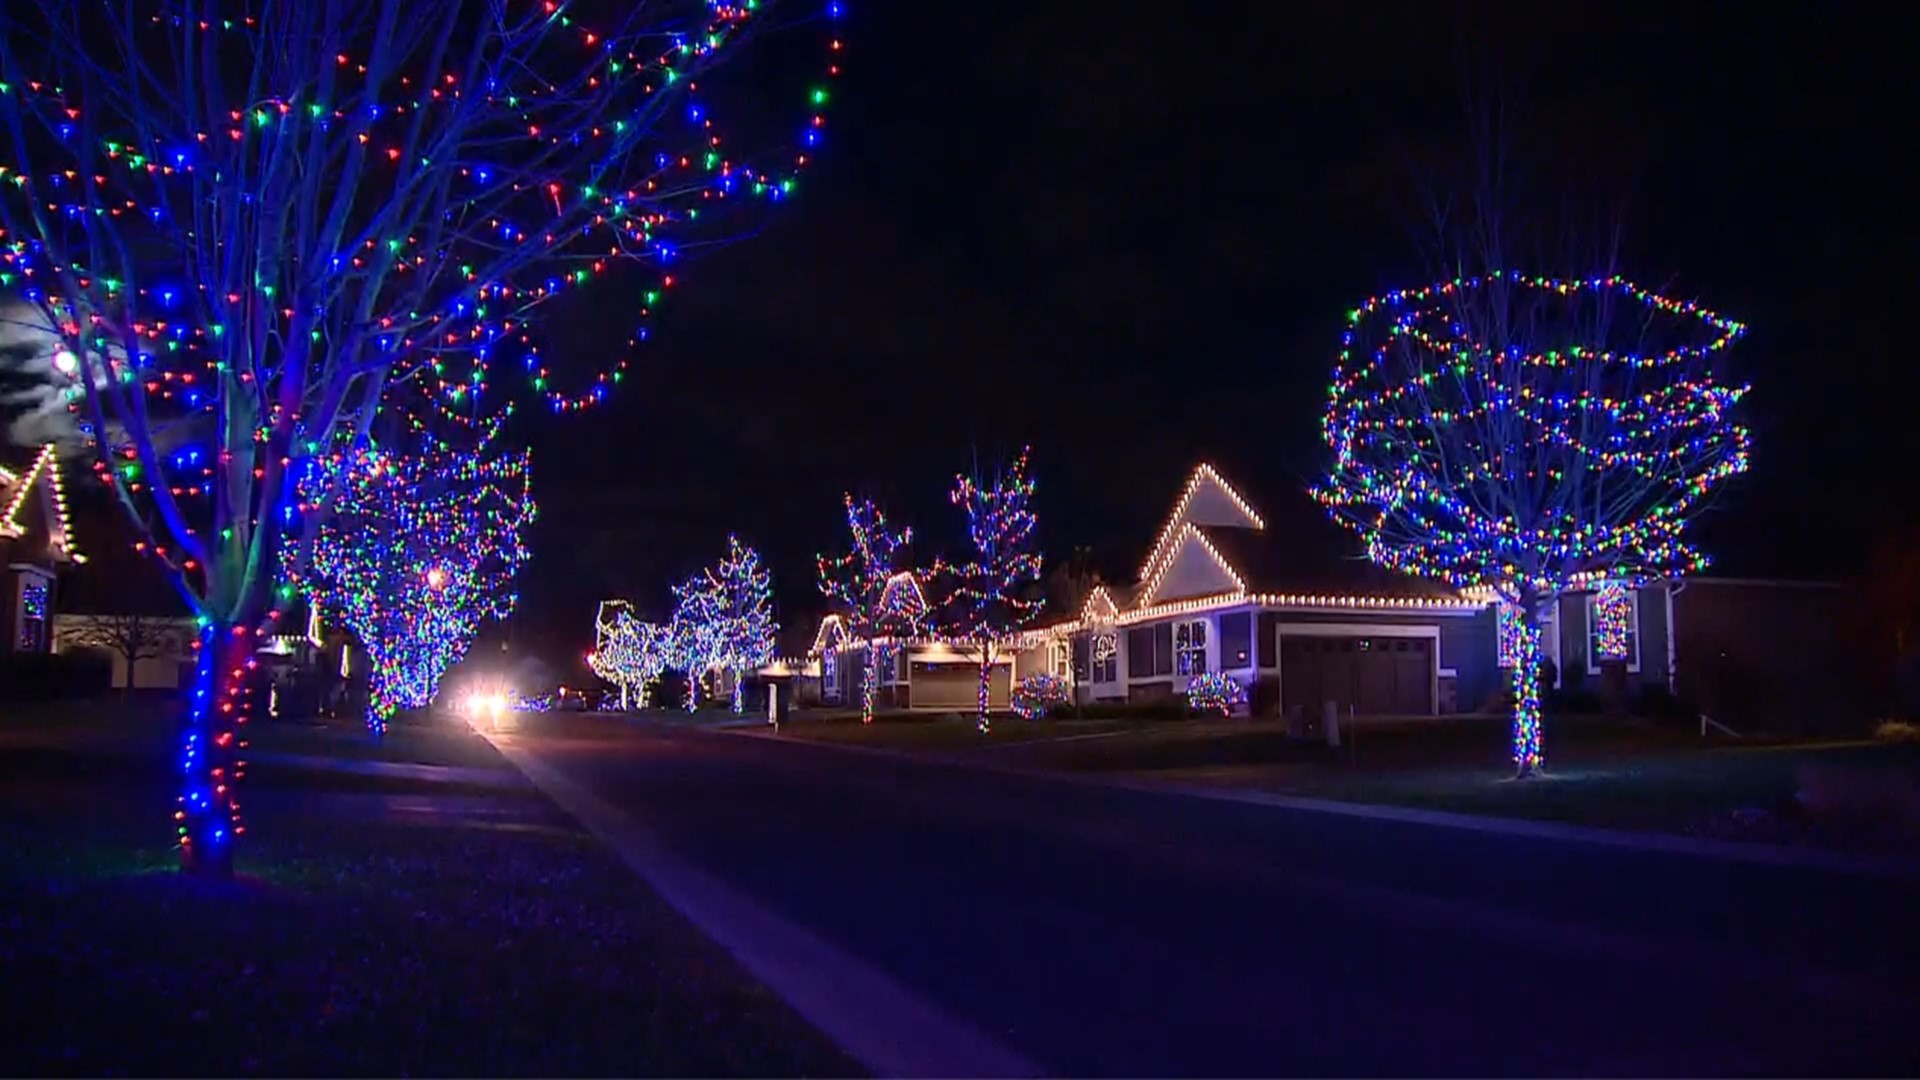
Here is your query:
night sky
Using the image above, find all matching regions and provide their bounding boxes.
[59,2,1920,675]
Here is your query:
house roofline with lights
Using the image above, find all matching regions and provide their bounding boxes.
[1,443,83,655]
[990,462,1506,715]
[793,570,1022,712]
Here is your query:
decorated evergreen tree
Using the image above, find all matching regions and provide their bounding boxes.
[938,449,1043,733]
[816,496,912,723]
[292,430,534,736]
[0,0,844,872]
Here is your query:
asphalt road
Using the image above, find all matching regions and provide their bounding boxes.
[507,719,1919,1077]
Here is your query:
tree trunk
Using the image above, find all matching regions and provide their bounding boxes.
[177,621,255,877]
[731,670,744,714]
[860,643,877,724]
[1509,605,1545,777]
[977,652,992,735]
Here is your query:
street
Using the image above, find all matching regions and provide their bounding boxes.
[503,718,1918,1077]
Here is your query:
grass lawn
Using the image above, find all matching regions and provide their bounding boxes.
[0,712,860,1077]
[972,713,1920,855]
[769,711,1132,751]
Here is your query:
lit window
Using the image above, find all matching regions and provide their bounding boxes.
[1584,588,1641,674]
[1091,633,1118,683]
[1175,619,1208,675]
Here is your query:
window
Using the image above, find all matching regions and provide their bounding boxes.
[822,649,839,698]
[1048,641,1071,680]
[1127,626,1154,679]
[1220,612,1251,667]
[1091,632,1118,683]
[18,581,48,652]
[1584,589,1641,674]
[1175,619,1208,675]
[1071,636,1090,682]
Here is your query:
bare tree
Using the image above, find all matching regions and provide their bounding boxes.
[1316,103,1751,776]
[63,611,182,696]
[0,0,842,873]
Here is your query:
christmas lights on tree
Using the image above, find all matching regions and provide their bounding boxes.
[705,535,778,713]
[0,0,846,872]
[669,571,722,712]
[1316,272,1749,774]
[291,430,534,736]
[590,600,668,709]
[937,449,1043,734]
[816,496,913,723]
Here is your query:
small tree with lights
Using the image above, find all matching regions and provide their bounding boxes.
[937,448,1043,734]
[292,428,533,736]
[705,535,777,713]
[669,571,722,712]
[817,496,913,723]
[590,600,667,709]
[1314,125,1751,774]
[0,0,843,874]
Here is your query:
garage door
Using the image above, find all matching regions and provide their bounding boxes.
[1280,635,1432,716]
[909,662,1011,710]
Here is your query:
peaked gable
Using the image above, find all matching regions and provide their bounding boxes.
[1,443,83,563]
[1137,524,1247,607]
[1137,464,1263,600]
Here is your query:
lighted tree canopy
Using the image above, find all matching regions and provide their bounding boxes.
[0,0,844,872]
[1316,272,1750,774]
[292,428,534,736]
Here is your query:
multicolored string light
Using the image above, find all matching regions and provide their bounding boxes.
[1592,580,1633,661]
[816,495,913,723]
[0,0,849,866]
[1185,671,1247,717]
[589,600,668,708]
[940,448,1043,734]
[1316,272,1749,773]
[705,536,778,713]
[289,432,535,735]
[1012,672,1070,720]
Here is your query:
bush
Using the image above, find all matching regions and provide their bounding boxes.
[1632,684,1700,725]
[1067,700,1188,722]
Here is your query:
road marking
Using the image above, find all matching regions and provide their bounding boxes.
[482,731,1045,1080]
[727,728,1920,881]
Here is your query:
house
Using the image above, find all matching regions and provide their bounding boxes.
[808,571,1017,712]
[1013,463,1688,719]
[52,611,199,690]
[0,443,83,655]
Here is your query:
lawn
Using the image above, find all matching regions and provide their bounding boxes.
[768,711,1132,751]
[0,711,860,1077]
[971,714,1920,855]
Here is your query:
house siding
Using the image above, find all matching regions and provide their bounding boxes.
[1671,580,1867,736]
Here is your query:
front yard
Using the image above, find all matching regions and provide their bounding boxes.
[0,709,859,1077]
[755,710,1920,858]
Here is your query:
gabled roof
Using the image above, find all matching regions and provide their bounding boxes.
[1136,463,1265,588]
[0,443,83,563]
[1125,461,1462,611]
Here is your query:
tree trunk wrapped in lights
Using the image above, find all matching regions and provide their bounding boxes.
[816,497,914,724]
[936,448,1043,734]
[0,0,845,873]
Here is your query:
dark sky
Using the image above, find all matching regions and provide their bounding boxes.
[63,2,1916,675]
[504,1,1918,672]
